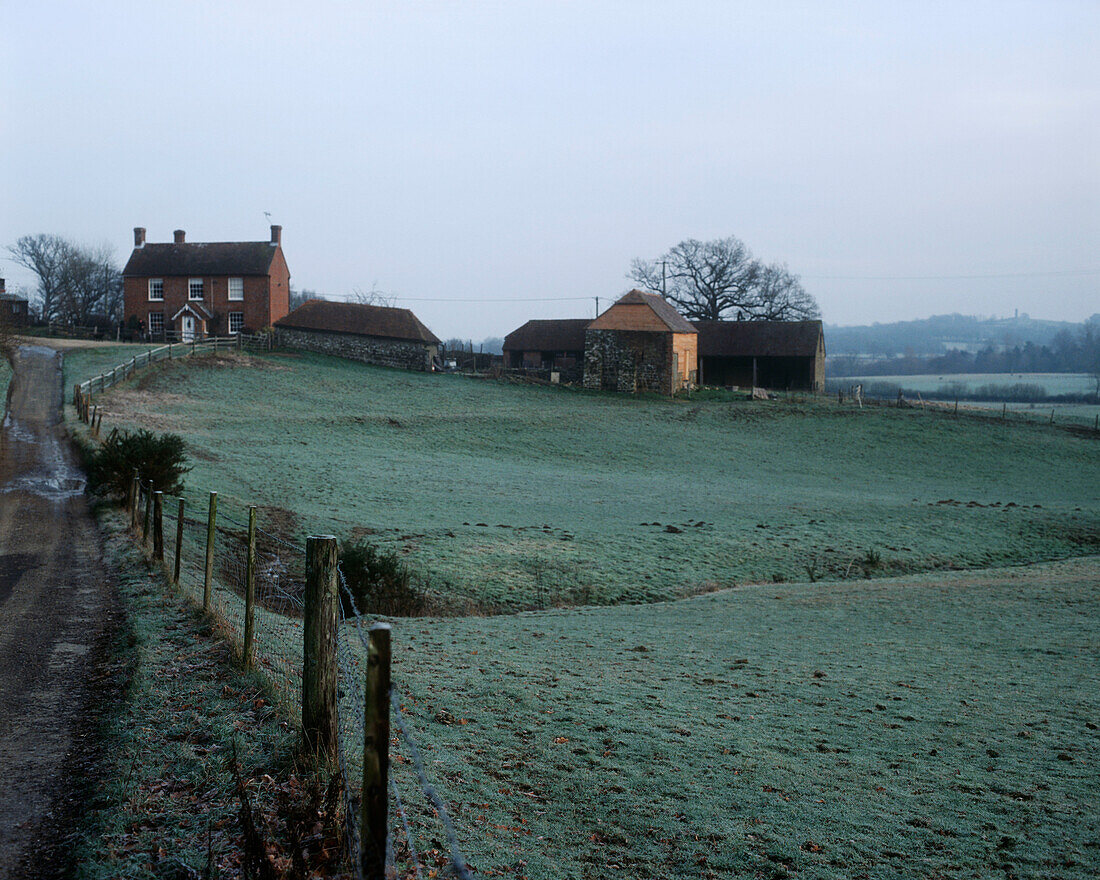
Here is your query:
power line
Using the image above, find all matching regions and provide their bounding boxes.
[387,295,594,303]
[803,269,1100,281]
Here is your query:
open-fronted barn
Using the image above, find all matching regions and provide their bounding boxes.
[502,319,588,379]
[275,299,440,371]
[693,320,825,392]
[584,290,698,394]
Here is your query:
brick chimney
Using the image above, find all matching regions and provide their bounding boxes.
[270,224,282,246]
[134,227,146,247]
[174,229,186,244]
[0,278,5,295]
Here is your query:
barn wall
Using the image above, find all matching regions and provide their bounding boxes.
[275,327,436,371]
[584,329,676,394]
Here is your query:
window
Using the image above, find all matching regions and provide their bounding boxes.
[148,312,164,335]
[228,311,244,335]
[188,278,204,300]
[228,277,244,301]
[148,278,164,301]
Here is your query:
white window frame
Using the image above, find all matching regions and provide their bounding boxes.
[228,277,244,301]
[148,278,164,301]
[188,278,204,300]
[148,311,164,335]
[228,311,244,335]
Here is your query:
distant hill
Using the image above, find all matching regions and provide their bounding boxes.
[825,313,1088,357]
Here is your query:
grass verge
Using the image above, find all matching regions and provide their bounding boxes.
[69,507,348,879]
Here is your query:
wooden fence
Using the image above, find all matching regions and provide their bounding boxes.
[75,333,272,398]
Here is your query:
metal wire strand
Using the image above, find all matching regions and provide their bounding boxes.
[392,777,423,880]
[389,690,474,880]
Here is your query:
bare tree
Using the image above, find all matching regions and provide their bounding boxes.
[630,236,819,321]
[55,244,122,326]
[350,283,396,308]
[8,234,72,323]
[7,235,122,326]
[747,262,820,321]
[288,286,322,311]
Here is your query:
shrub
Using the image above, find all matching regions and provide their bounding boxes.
[86,428,191,500]
[339,540,427,617]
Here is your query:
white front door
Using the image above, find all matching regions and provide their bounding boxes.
[181,315,195,342]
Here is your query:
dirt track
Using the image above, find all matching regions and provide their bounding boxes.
[0,345,116,878]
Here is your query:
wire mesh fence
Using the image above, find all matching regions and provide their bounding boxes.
[128,483,474,878]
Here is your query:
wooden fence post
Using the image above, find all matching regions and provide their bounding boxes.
[129,469,140,527]
[302,535,339,757]
[203,492,218,612]
[142,482,153,543]
[362,622,392,880]
[1050,408,1055,425]
[153,491,164,560]
[91,405,98,436]
[242,507,257,668]
[174,498,185,583]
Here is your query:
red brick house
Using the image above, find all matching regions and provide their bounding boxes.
[0,279,30,327]
[122,226,290,340]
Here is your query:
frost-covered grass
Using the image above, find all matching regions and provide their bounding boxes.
[0,353,11,416]
[65,348,1100,610]
[379,557,1100,879]
[59,341,159,391]
[832,372,1097,396]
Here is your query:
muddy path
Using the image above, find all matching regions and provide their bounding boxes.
[0,345,118,878]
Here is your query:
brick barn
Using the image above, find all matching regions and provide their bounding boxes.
[583,290,698,394]
[693,320,825,392]
[502,319,588,380]
[123,226,291,341]
[274,299,441,372]
[0,279,30,327]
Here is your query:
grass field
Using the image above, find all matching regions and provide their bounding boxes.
[830,373,1097,397]
[65,348,1100,610]
[380,557,1100,879]
[62,347,1100,877]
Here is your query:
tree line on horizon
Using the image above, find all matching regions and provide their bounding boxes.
[828,319,1100,379]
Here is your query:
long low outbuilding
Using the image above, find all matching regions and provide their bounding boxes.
[693,320,824,392]
[274,299,441,371]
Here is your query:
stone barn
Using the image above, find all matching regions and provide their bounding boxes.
[502,319,588,380]
[693,320,825,392]
[583,290,698,394]
[275,299,441,371]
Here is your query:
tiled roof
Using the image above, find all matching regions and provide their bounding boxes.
[123,241,279,277]
[275,299,441,344]
[503,319,589,352]
[693,320,824,357]
[589,289,697,334]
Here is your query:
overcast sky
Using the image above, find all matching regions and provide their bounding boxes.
[2,1,1097,338]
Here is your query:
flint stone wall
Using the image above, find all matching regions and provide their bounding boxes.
[276,327,436,371]
[583,329,673,394]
